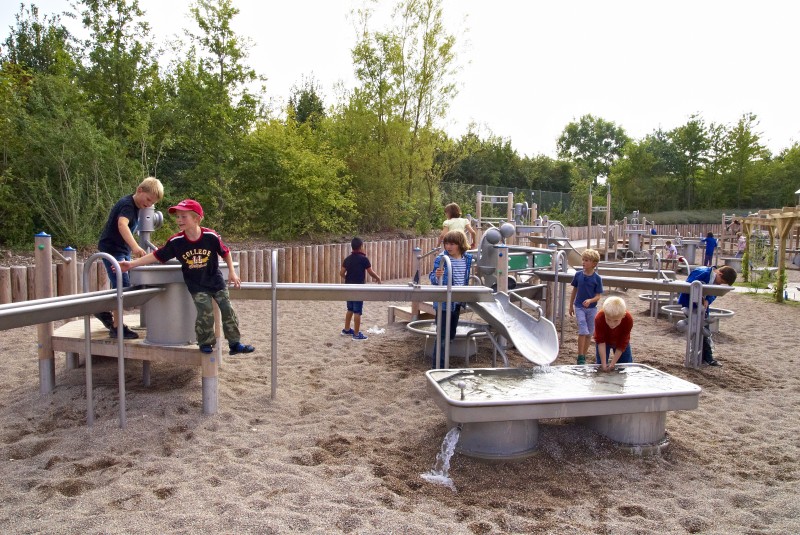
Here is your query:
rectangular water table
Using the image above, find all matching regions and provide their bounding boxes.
[426,364,701,459]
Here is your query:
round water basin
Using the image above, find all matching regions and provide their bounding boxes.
[407,320,488,363]
[660,304,735,334]
[638,293,676,304]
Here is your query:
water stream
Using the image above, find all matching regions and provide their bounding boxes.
[420,426,461,491]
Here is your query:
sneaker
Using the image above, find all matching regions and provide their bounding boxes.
[352,332,368,340]
[705,359,721,367]
[229,342,255,355]
[577,354,586,365]
[199,344,214,354]
[341,328,355,336]
[109,325,139,339]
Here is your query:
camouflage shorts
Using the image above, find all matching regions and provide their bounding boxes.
[191,288,240,346]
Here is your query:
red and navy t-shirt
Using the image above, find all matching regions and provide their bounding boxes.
[153,228,231,294]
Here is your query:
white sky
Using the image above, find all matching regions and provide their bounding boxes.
[3,0,799,157]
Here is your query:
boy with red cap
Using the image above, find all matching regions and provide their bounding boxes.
[120,199,254,355]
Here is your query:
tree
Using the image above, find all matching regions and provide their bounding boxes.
[668,114,709,209]
[168,0,260,219]
[233,118,356,238]
[77,0,159,155]
[1,3,77,75]
[288,76,325,128]
[557,114,629,185]
[726,113,769,208]
[342,0,459,230]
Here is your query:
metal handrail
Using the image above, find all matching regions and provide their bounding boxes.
[433,254,454,370]
[82,253,126,429]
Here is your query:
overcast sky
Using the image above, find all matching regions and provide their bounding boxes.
[3,0,799,157]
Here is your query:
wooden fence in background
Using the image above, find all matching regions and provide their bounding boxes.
[0,237,442,305]
[0,222,753,305]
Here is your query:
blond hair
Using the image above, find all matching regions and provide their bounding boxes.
[581,248,600,263]
[602,296,627,318]
[138,177,164,201]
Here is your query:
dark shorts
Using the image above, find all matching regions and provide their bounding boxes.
[347,301,364,315]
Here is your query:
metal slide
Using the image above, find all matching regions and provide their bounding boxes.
[0,287,163,331]
[467,292,559,366]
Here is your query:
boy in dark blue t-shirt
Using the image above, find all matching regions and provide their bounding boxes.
[569,248,604,365]
[96,177,163,339]
[701,232,718,266]
[677,265,736,366]
[340,237,382,340]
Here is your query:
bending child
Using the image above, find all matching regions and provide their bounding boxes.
[677,265,737,366]
[594,296,634,372]
[569,248,603,365]
[120,199,254,355]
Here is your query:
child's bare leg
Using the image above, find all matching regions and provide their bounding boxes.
[344,311,353,330]
[353,313,362,334]
[578,334,589,355]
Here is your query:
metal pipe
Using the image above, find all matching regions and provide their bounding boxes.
[271,250,278,400]
[434,255,454,370]
[82,252,127,429]
[228,283,493,302]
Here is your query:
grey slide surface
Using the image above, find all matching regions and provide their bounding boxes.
[468,292,559,366]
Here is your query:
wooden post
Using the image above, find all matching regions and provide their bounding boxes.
[283,247,292,283]
[255,250,264,282]
[34,232,56,394]
[11,266,27,302]
[0,267,11,304]
[26,266,36,300]
[278,248,286,282]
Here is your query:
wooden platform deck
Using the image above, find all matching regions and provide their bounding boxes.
[52,317,205,367]
[49,316,217,414]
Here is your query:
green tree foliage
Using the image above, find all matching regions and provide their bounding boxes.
[233,118,355,239]
[725,113,769,208]
[668,114,708,209]
[168,0,260,220]
[2,0,799,249]
[77,0,159,163]
[340,0,457,231]
[2,3,77,75]
[557,114,629,185]
[11,73,137,245]
[288,76,326,129]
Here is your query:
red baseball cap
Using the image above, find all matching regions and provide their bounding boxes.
[168,199,204,217]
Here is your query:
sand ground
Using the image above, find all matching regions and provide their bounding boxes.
[0,269,799,534]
